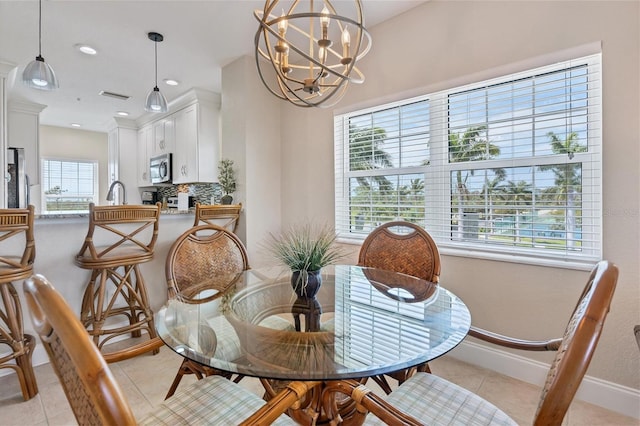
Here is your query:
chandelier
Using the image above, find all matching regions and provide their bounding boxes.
[254,0,371,108]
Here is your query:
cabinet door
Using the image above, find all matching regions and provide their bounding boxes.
[152,120,164,157]
[137,125,152,186]
[163,117,175,154]
[173,105,198,183]
[152,118,175,156]
[8,109,40,186]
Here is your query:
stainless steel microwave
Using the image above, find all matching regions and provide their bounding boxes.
[150,153,172,184]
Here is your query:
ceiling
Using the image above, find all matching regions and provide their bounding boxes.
[0,0,427,133]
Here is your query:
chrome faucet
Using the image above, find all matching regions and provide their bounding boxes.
[106,180,127,205]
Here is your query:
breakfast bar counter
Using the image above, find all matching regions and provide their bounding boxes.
[7,212,197,368]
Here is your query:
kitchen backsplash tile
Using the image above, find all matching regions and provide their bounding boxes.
[156,183,223,205]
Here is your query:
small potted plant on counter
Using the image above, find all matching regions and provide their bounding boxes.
[218,159,236,205]
[267,224,346,298]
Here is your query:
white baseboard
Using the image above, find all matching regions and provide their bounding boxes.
[448,340,640,420]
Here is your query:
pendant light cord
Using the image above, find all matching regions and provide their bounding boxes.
[154,40,158,88]
[38,0,42,56]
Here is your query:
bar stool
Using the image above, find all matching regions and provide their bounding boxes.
[0,205,38,400]
[193,203,242,232]
[75,203,162,362]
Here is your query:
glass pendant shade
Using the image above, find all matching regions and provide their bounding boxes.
[145,86,168,113]
[23,55,58,90]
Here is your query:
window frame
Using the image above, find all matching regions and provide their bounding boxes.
[335,54,601,270]
[40,157,99,215]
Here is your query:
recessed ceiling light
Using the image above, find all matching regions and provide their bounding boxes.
[164,79,179,86]
[74,44,97,55]
[116,111,129,117]
[71,123,81,127]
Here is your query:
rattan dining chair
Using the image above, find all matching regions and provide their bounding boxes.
[164,224,250,398]
[193,202,242,233]
[322,260,619,426]
[358,220,441,393]
[0,205,38,400]
[23,274,316,426]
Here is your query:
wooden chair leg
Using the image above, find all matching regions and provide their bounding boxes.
[165,359,190,399]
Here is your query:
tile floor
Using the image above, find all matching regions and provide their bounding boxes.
[0,347,637,425]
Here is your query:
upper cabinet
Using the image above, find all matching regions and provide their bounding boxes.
[136,89,220,186]
[152,117,174,157]
[173,101,218,184]
[108,119,139,202]
[7,100,46,186]
[137,124,152,186]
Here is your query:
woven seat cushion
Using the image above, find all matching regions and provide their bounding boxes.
[363,372,517,425]
[139,375,296,425]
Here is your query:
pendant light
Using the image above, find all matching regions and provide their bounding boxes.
[22,0,58,90]
[144,32,168,113]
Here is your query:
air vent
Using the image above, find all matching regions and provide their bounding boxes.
[99,90,130,101]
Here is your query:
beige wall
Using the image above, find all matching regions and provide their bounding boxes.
[277,0,640,391]
[39,125,109,207]
[221,56,283,266]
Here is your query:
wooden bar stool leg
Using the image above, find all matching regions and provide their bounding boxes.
[0,282,38,400]
[81,265,158,354]
[132,265,158,347]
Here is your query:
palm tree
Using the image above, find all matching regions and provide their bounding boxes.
[449,126,500,239]
[348,125,394,229]
[502,180,533,244]
[483,169,506,240]
[540,131,586,248]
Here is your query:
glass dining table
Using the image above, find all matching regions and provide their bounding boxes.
[156,264,471,424]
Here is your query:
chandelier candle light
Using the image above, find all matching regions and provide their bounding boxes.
[254,0,371,108]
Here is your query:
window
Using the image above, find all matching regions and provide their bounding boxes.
[41,159,98,214]
[335,54,601,266]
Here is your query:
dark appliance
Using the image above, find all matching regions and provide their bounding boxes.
[141,190,158,205]
[7,147,29,208]
[150,153,172,184]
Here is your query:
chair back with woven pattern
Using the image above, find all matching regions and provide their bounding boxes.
[23,274,136,425]
[193,203,242,233]
[534,260,618,425]
[358,221,441,283]
[0,205,35,282]
[75,203,160,269]
[166,224,249,301]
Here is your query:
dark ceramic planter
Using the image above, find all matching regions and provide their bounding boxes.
[291,269,322,298]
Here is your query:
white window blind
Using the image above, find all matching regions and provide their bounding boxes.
[41,159,98,214]
[335,54,601,265]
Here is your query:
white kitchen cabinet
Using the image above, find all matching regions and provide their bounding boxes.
[152,117,174,157]
[108,120,139,203]
[172,101,219,184]
[7,101,46,186]
[137,125,152,186]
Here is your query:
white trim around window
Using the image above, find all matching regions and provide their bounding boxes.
[334,53,602,269]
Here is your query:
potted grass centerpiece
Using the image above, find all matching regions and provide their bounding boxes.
[267,224,345,298]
